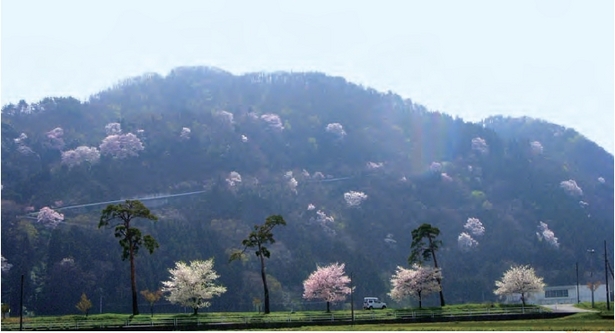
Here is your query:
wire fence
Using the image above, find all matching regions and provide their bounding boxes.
[1,306,546,331]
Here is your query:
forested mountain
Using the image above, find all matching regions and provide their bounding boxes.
[1,67,613,315]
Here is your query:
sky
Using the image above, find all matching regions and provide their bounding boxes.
[1,0,613,153]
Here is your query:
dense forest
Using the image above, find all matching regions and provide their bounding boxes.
[1,67,613,315]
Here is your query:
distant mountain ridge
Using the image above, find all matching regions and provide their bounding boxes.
[1,67,612,315]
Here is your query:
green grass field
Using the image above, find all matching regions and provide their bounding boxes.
[1,303,613,331]
[269,313,613,331]
[574,301,615,317]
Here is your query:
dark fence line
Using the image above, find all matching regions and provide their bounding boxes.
[1,306,569,331]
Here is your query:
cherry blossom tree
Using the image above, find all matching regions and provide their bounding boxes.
[161,259,227,315]
[14,133,28,145]
[471,137,489,154]
[303,263,352,312]
[215,110,234,125]
[45,127,65,150]
[14,133,36,155]
[530,141,543,155]
[61,146,101,168]
[560,179,583,196]
[440,173,453,182]
[344,191,368,207]
[389,264,442,309]
[307,204,316,211]
[458,232,478,251]
[99,133,144,159]
[312,210,334,225]
[288,177,298,193]
[366,161,383,170]
[180,127,191,141]
[536,222,559,248]
[1,256,12,273]
[105,122,122,135]
[312,172,325,180]
[597,177,605,184]
[308,210,336,237]
[464,218,485,236]
[429,162,442,173]
[226,171,242,187]
[325,123,346,137]
[241,135,249,143]
[261,113,284,130]
[494,265,545,306]
[37,207,64,229]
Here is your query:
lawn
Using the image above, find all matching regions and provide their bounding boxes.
[270,312,613,331]
[2,303,611,331]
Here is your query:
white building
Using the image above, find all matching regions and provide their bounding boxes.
[503,284,614,305]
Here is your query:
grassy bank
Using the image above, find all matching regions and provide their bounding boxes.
[574,301,614,317]
[0,303,570,331]
[271,312,613,331]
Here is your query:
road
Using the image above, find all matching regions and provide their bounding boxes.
[542,303,598,313]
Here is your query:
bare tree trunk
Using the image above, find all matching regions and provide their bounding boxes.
[418,291,422,309]
[326,301,330,313]
[427,235,445,306]
[260,254,270,314]
[130,241,139,316]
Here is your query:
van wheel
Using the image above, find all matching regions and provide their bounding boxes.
[369,306,373,310]
[382,305,386,309]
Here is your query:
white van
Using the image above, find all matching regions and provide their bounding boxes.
[363,297,387,309]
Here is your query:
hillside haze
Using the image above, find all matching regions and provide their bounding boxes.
[1,67,613,315]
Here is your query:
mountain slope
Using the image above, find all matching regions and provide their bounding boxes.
[1,67,612,314]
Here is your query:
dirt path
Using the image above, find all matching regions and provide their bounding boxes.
[542,303,598,313]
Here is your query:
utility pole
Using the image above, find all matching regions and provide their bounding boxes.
[19,274,24,331]
[350,272,354,326]
[576,262,580,304]
[588,249,596,308]
[605,241,610,310]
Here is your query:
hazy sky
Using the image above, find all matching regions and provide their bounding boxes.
[2,0,613,153]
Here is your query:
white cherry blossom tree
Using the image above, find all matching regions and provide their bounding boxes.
[105,122,122,135]
[344,191,368,207]
[560,179,583,196]
[457,232,478,251]
[261,113,284,130]
[161,259,227,315]
[464,218,485,236]
[536,221,559,248]
[61,146,100,168]
[471,137,489,154]
[180,127,191,140]
[389,264,442,309]
[1,256,12,273]
[530,141,543,155]
[226,171,242,187]
[325,123,346,138]
[494,265,545,306]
